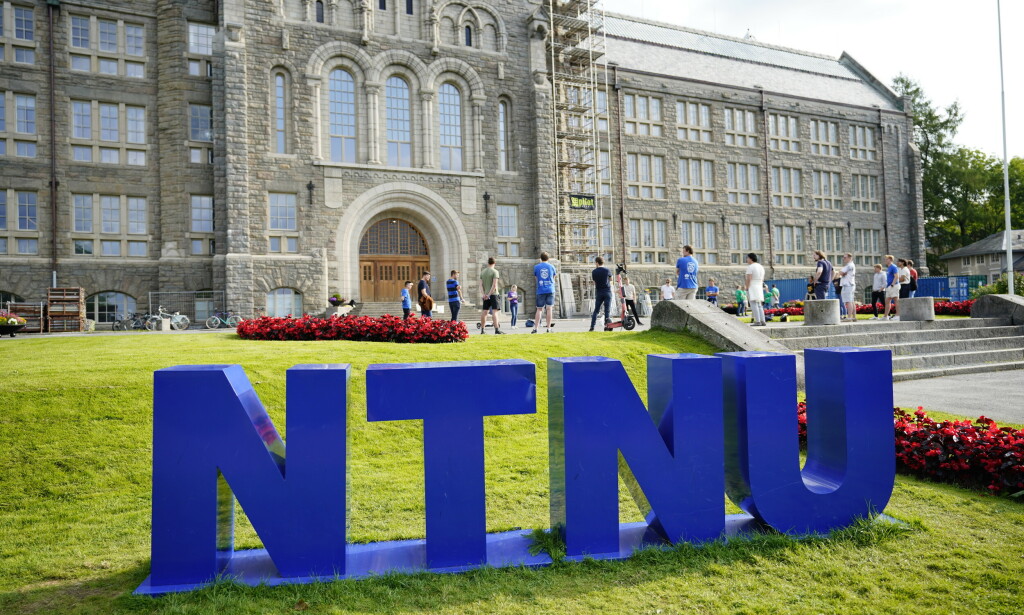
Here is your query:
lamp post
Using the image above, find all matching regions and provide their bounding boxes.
[997,0,1015,295]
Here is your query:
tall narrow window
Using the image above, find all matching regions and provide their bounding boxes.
[316,1,325,23]
[73,195,93,232]
[328,69,357,162]
[191,195,214,232]
[438,83,462,171]
[100,195,120,233]
[498,101,509,171]
[406,0,414,14]
[379,0,387,9]
[189,104,213,141]
[126,106,146,144]
[72,101,92,139]
[17,192,37,230]
[127,197,147,234]
[274,73,287,153]
[464,25,473,47]
[71,16,90,48]
[15,95,36,134]
[385,76,412,167]
[99,104,119,141]
[14,7,34,41]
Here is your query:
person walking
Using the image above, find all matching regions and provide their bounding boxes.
[770,284,781,308]
[401,280,413,320]
[883,255,901,320]
[621,275,643,325]
[897,259,912,301]
[507,285,519,328]
[839,252,857,322]
[746,253,766,326]
[705,278,719,306]
[531,252,557,334]
[446,270,463,322]
[735,285,747,317]
[870,263,887,319]
[478,257,504,334]
[660,278,675,301]
[833,272,846,318]
[908,259,919,298]
[589,256,613,331]
[675,245,699,300]
[417,272,434,318]
[811,250,833,300]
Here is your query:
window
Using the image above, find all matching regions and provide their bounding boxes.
[724,108,758,147]
[190,195,214,233]
[438,83,462,171]
[961,257,971,267]
[101,239,121,256]
[728,223,763,264]
[128,241,147,257]
[70,55,90,71]
[126,62,144,78]
[811,171,841,209]
[100,195,120,233]
[14,47,33,63]
[71,16,90,48]
[385,76,412,167]
[379,0,387,9]
[328,69,357,163]
[815,226,844,254]
[66,18,146,77]
[596,89,608,132]
[74,239,93,255]
[497,101,509,171]
[126,106,145,144]
[100,147,119,164]
[126,25,144,56]
[0,192,5,228]
[496,204,520,257]
[127,197,146,234]
[17,191,36,230]
[598,150,611,196]
[15,95,35,133]
[809,120,839,156]
[0,239,6,254]
[628,218,668,264]
[771,167,803,208]
[679,158,714,202]
[676,101,711,142]
[625,153,665,199]
[73,194,93,232]
[680,221,717,264]
[773,225,806,265]
[853,229,881,266]
[188,23,215,55]
[189,104,212,141]
[768,113,800,152]
[72,101,91,139]
[267,288,302,317]
[623,94,662,136]
[274,72,288,153]
[847,172,880,210]
[316,0,325,23]
[726,162,760,205]
[14,6,32,40]
[406,0,414,14]
[17,238,37,254]
[849,125,877,160]
[86,291,136,323]
[99,104,118,141]
[268,193,297,230]
[98,20,117,52]
[464,25,472,47]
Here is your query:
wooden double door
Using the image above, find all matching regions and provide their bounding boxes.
[358,218,430,302]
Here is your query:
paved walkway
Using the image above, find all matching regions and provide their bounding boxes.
[893,370,1024,425]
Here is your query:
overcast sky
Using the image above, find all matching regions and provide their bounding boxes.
[602,0,1021,159]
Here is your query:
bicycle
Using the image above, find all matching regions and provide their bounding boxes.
[150,306,191,331]
[205,309,241,329]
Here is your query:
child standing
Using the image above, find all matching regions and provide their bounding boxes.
[705,278,719,305]
[507,285,519,328]
[735,285,747,317]
[400,281,413,319]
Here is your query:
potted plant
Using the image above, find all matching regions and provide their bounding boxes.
[0,311,28,337]
[328,293,343,307]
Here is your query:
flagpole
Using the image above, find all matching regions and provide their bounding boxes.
[997,0,1015,295]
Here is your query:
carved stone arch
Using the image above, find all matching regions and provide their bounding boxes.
[437,1,506,51]
[456,5,481,27]
[440,16,457,45]
[369,48,430,85]
[425,57,484,97]
[304,40,374,79]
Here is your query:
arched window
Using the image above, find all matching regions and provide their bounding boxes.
[438,83,462,171]
[385,76,412,167]
[1,290,25,304]
[273,72,288,153]
[328,68,357,162]
[498,100,510,171]
[464,25,473,47]
[266,287,303,317]
[86,291,137,323]
[315,0,325,23]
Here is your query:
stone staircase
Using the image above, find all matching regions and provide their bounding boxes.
[766,318,1024,382]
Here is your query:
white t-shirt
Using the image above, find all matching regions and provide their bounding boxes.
[746,262,765,302]
[898,267,911,285]
[840,262,856,287]
[660,284,674,300]
[622,284,636,300]
[872,272,887,291]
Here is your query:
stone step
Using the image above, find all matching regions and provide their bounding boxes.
[893,361,1024,382]
[775,325,1024,350]
[766,317,1010,340]
[866,335,1024,357]
[890,347,1024,371]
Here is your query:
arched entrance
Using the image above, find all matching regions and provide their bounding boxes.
[358,218,430,301]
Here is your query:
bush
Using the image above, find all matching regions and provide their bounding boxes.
[237,314,469,343]
[0,310,27,325]
[933,299,974,316]
[971,272,1024,299]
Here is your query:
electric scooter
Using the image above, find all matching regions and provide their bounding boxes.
[603,263,637,331]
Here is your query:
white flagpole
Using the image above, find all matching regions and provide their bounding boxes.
[997,0,1015,295]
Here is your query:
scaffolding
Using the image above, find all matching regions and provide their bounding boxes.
[548,0,608,270]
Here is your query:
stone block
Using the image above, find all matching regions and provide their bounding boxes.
[970,294,1024,325]
[803,300,840,326]
[898,297,935,322]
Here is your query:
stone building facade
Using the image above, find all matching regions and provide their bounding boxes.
[0,0,925,320]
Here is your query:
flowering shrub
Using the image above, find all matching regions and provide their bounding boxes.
[765,307,803,317]
[933,299,974,316]
[0,310,27,326]
[237,314,468,343]
[797,403,1024,496]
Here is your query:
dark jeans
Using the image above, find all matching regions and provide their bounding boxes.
[813,285,828,300]
[591,291,612,329]
[871,291,885,316]
[510,303,518,326]
[449,301,460,321]
[899,285,911,299]
[402,307,411,319]
[624,299,642,323]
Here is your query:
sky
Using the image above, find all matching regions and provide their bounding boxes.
[602,0,1022,159]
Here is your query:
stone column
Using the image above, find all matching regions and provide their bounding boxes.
[365,82,382,164]
[308,77,323,160]
[420,91,435,168]
[471,98,484,173]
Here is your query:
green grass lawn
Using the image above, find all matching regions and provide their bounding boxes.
[1,331,1022,615]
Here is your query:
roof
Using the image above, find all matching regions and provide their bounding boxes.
[940,230,1024,259]
[602,14,902,110]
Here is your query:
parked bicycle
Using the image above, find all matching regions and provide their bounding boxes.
[112,312,154,331]
[152,306,191,331]
[205,310,241,329]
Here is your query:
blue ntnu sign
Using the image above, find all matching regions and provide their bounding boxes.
[136,349,896,596]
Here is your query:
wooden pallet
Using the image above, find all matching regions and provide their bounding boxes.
[47,317,84,333]
[7,302,44,316]
[47,303,85,316]
[47,287,85,302]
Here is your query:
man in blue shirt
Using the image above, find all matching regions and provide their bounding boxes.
[590,256,612,331]
[812,250,833,300]
[531,252,557,334]
[446,270,463,322]
[400,281,413,319]
[883,254,901,320]
[675,245,699,300]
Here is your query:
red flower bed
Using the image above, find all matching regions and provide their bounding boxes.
[797,403,1024,496]
[765,307,803,316]
[237,314,469,343]
[934,299,974,316]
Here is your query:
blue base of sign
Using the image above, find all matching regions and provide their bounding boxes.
[134,514,900,596]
